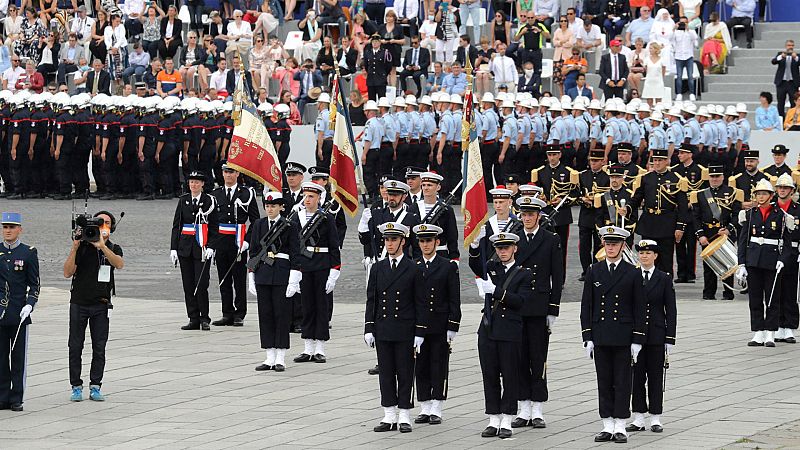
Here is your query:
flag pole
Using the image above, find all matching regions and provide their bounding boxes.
[332,58,369,208]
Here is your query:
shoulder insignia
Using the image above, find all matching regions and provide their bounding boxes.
[689,190,697,204]
[530,167,540,183]
[734,188,744,203]
[570,169,580,185]
[728,173,740,188]
[632,173,643,192]
[593,192,603,208]
[701,166,709,181]
[677,175,689,192]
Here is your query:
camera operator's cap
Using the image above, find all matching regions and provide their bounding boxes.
[187,170,206,181]
[519,183,543,195]
[753,178,774,193]
[651,148,669,159]
[383,179,410,194]
[489,185,513,198]
[736,102,748,113]
[497,83,508,90]
[678,143,695,154]
[370,33,382,41]
[608,164,626,176]
[308,166,330,179]
[379,221,409,237]
[308,87,322,100]
[263,190,284,204]
[364,100,378,111]
[413,223,443,238]
[301,181,325,194]
[772,144,790,155]
[616,142,634,153]
[420,171,443,183]
[635,239,659,253]
[589,149,605,160]
[1,212,21,225]
[285,161,306,175]
[776,173,795,188]
[599,225,630,242]
[505,173,521,185]
[481,92,495,103]
[490,232,520,247]
[516,196,546,211]
[418,95,433,106]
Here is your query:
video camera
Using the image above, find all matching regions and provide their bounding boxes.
[74,214,107,243]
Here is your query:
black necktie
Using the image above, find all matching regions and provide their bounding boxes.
[610,263,616,276]
[391,259,397,270]
[527,232,534,242]
[227,187,233,202]
[268,220,274,231]
[193,198,198,207]
[644,270,650,285]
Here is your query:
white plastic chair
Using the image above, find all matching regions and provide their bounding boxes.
[465,8,487,27]
[541,58,554,92]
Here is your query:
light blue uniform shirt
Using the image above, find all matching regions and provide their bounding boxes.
[726,121,738,146]
[502,114,518,146]
[616,117,630,143]
[482,109,499,141]
[394,110,410,138]
[715,119,728,149]
[437,111,452,141]
[649,125,667,150]
[315,111,333,138]
[532,113,546,142]
[737,118,751,143]
[547,116,565,145]
[603,118,619,144]
[562,114,576,143]
[452,109,464,142]
[381,113,397,143]
[667,120,684,146]
[574,115,589,143]
[684,118,701,145]
[701,121,717,147]
[363,117,384,149]
[589,115,603,142]
[421,111,436,139]
[473,110,485,138]
[519,114,533,145]
[407,110,421,139]
[628,119,642,145]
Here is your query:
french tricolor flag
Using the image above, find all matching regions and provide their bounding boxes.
[235,224,247,251]
[194,223,209,248]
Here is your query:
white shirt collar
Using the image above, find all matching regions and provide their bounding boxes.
[606,258,622,270]
[503,260,515,271]
[191,194,202,202]
[423,255,436,264]
[390,253,405,265]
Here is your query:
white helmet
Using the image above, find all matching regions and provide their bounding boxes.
[0,90,12,102]
[180,97,198,114]
[364,100,378,111]
[651,111,664,121]
[481,92,495,103]
[449,94,462,105]
[725,105,738,117]
[257,101,273,114]
[735,102,747,114]
[405,95,417,106]
[549,101,563,112]
[274,103,290,119]
[588,99,602,110]
[392,96,406,108]
[638,103,651,113]
[625,103,638,114]
[318,92,331,104]
[222,101,234,112]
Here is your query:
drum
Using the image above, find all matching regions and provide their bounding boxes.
[700,235,746,292]
[595,245,640,266]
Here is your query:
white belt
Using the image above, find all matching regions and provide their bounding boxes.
[436,245,448,251]
[751,237,780,246]
[306,246,329,253]
[269,252,290,259]
[792,242,799,248]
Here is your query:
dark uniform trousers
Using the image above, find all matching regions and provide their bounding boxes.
[748,267,781,331]
[300,269,331,341]
[519,316,549,402]
[0,324,28,405]
[377,340,415,409]
[256,285,290,349]
[779,262,799,330]
[179,256,212,323]
[416,332,448,402]
[594,345,633,418]
[68,303,109,387]
[674,224,697,280]
[379,142,394,179]
[478,330,519,415]
[632,344,665,415]
[579,226,601,274]
[553,224,569,281]
[215,247,247,320]
[442,141,463,198]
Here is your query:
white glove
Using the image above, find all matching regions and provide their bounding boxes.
[19,304,32,321]
[447,330,457,342]
[364,332,375,347]
[413,336,424,351]
[476,277,486,297]
[735,265,747,282]
[631,343,642,363]
[240,241,250,252]
[665,343,673,355]
[481,278,496,295]
[469,226,486,249]
[546,315,557,329]
[585,340,594,359]
[286,270,302,297]
[777,261,785,273]
[285,283,299,297]
[248,272,257,296]
[204,248,215,261]
[170,250,178,266]
[797,253,800,263]
[325,268,341,294]
[357,208,372,233]
[362,256,373,270]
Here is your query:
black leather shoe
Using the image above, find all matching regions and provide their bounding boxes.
[399,423,412,433]
[651,424,663,433]
[0,403,8,410]
[594,431,613,442]
[414,414,430,424]
[578,274,585,281]
[200,322,211,331]
[7,193,22,200]
[373,422,397,432]
[702,296,716,300]
[181,322,200,330]
[293,353,312,363]
[674,278,690,284]
[232,318,244,327]
[613,432,628,443]
[368,365,380,375]
[775,337,786,343]
[747,340,763,347]
[511,417,531,428]
[274,364,285,372]
[626,424,646,432]
[291,325,302,333]
[429,415,442,425]
[531,418,546,428]
[312,353,327,363]
[481,426,498,437]
[786,337,797,344]
[10,403,22,412]
[255,364,273,371]
[212,317,234,326]
[765,341,776,347]
[498,428,512,439]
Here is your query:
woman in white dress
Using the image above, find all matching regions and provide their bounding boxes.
[649,9,675,72]
[641,42,666,106]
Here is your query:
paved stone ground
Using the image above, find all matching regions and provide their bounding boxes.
[2,199,799,449]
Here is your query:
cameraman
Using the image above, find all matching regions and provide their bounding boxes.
[293,59,322,116]
[63,211,124,403]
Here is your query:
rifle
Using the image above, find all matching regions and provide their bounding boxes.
[421,179,463,225]
[299,202,334,258]
[540,194,574,230]
[246,210,298,271]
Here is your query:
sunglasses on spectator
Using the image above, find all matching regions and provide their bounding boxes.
[560,20,567,22]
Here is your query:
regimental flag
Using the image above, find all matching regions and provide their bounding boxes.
[227,75,282,192]
[461,88,489,248]
[328,73,360,217]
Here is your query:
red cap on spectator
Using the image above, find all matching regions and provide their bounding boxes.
[609,39,622,47]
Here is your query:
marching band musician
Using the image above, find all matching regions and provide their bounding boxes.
[626,240,677,435]
[672,144,708,284]
[691,165,743,300]
[773,173,800,344]
[170,171,219,331]
[628,148,690,277]
[761,144,793,183]
[576,150,610,280]
[412,224,461,426]
[729,149,768,211]
[510,196,562,430]
[735,179,793,348]
[210,163,260,327]
[364,222,426,434]
[291,182,341,364]
[615,143,644,187]
[248,192,300,372]
[408,172,459,262]
[595,165,637,247]
[581,226,646,444]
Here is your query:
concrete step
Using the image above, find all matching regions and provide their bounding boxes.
[754,40,794,49]
[727,55,772,66]
[725,62,780,75]
[699,92,766,102]
[754,22,800,32]
[704,74,774,84]
[753,30,799,42]
[707,82,776,93]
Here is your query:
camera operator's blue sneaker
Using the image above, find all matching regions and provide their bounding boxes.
[70,386,83,402]
[89,385,105,402]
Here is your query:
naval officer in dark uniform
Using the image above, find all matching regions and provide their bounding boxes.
[411,224,461,426]
[510,196,562,429]
[773,173,800,343]
[280,161,306,333]
[364,222,426,434]
[471,233,535,439]
[248,192,301,372]
[170,171,219,331]
[0,212,39,412]
[581,226,647,444]
[211,163,261,326]
[408,172,460,262]
[626,240,677,434]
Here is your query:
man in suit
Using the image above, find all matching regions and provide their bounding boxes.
[401,37,431,96]
[455,35,479,69]
[471,233,535,439]
[225,55,254,100]
[292,59,323,114]
[626,240,676,434]
[412,224,460,425]
[599,40,628,100]
[364,222,426,434]
[86,59,111,96]
[771,40,800,118]
[510,196,562,429]
[517,61,541,96]
[566,73,595,100]
[581,226,647,444]
[56,33,86,85]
